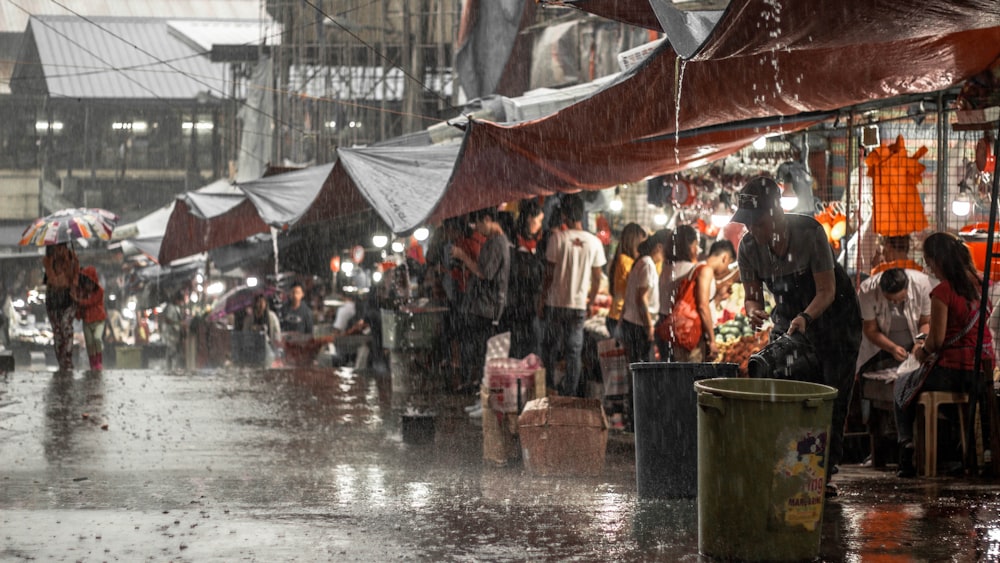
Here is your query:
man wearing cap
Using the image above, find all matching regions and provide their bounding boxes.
[732,176,861,494]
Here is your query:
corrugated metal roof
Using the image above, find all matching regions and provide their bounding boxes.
[0,0,262,33]
[167,19,281,52]
[13,15,270,100]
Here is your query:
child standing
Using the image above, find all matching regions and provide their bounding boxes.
[74,266,107,373]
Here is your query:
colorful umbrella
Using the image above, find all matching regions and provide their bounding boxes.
[19,208,119,246]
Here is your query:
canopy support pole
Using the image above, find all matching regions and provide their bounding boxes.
[970,119,1000,475]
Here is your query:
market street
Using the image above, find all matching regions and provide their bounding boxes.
[2,365,1000,561]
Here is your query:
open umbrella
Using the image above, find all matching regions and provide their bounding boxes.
[208,285,278,321]
[19,207,119,246]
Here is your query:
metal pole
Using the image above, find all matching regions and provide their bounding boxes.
[970,120,1000,472]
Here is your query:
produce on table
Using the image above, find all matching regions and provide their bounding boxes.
[715,317,769,376]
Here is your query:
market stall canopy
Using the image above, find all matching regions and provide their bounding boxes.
[158,189,268,265]
[113,179,235,260]
[158,163,366,264]
[160,0,1000,255]
[425,0,1000,223]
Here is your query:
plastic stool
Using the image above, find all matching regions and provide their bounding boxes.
[915,391,968,477]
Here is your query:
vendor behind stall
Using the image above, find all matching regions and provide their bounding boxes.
[732,176,861,493]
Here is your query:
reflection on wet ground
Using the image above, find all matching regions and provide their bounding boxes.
[2,366,1000,561]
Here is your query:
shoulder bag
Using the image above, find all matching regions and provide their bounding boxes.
[893,308,980,408]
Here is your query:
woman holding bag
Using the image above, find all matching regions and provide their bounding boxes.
[894,232,993,477]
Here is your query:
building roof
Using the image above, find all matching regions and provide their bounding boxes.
[0,0,262,33]
[10,15,271,101]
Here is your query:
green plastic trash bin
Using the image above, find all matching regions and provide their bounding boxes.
[696,378,837,562]
[631,362,737,499]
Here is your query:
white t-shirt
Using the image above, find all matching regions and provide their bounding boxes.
[332,300,356,332]
[622,255,659,326]
[545,228,608,310]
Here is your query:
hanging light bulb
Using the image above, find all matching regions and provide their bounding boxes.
[780,194,799,211]
[710,202,731,228]
[653,211,668,226]
[952,191,972,217]
[413,227,430,241]
[391,241,405,253]
[609,197,624,213]
[372,234,389,248]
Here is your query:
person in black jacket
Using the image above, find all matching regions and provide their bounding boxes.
[502,199,545,359]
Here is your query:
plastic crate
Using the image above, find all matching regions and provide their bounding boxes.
[115,346,144,369]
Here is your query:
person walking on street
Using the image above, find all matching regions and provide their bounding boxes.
[731,176,861,495]
[161,291,186,370]
[281,281,314,337]
[539,194,607,397]
[243,293,282,367]
[451,207,511,395]
[73,266,106,373]
[43,242,79,373]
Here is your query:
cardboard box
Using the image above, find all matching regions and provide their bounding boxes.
[518,396,609,476]
[481,388,520,465]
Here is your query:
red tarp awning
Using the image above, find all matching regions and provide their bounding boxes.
[160,0,1000,262]
[425,0,1000,223]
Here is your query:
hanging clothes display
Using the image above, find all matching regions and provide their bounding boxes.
[865,135,930,237]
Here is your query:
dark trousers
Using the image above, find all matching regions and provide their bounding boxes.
[541,306,586,397]
[462,315,499,388]
[817,331,861,470]
[620,320,652,365]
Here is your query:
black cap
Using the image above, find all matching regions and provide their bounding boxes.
[730,176,782,225]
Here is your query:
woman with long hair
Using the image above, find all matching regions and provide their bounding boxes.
[894,232,993,477]
[654,224,700,360]
[606,223,647,339]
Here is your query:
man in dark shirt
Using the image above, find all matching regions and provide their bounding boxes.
[732,176,861,496]
[281,281,314,336]
[451,207,511,393]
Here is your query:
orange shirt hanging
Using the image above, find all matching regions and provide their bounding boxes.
[865,135,930,237]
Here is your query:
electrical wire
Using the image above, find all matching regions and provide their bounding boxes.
[298,0,459,112]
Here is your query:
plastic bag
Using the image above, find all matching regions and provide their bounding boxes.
[597,338,629,396]
[896,354,920,376]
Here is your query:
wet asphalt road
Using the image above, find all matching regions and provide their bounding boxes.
[3,364,1000,561]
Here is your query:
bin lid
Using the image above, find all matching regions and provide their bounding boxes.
[694,377,837,402]
[629,361,739,374]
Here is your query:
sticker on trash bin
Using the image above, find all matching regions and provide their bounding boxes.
[769,428,828,531]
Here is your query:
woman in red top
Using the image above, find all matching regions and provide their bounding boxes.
[894,232,993,477]
[74,266,107,373]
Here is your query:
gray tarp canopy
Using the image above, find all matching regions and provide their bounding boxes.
[113,179,236,260]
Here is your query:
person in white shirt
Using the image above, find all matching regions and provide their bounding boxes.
[655,225,699,361]
[538,194,607,397]
[620,230,669,364]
